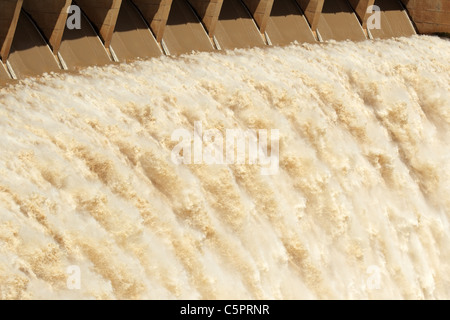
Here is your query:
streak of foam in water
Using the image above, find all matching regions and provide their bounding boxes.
[0,35,449,299]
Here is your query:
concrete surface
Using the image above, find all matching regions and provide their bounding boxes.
[0,0,22,61]
[0,0,448,82]
[76,0,122,48]
[132,0,173,42]
[188,0,223,36]
[22,0,71,53]
[400,0,450,34]
[7,11,60,78]
[0,60,10,79]
[370,0,416,39]
[317,0,367,41]
[296,0,324,30]
[266,0,316,45]
[214,0,265,50]
[242,0,274,34]
[162,0,213,55]
[58,9,111,70]
[348,0,375,28]
[110,0,162,61]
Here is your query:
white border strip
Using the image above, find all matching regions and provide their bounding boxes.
[161,39,170,56]
[6,61,17,79]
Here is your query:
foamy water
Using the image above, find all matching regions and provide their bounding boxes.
[0,35,449,299]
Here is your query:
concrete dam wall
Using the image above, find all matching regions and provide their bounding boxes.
[0,0,448,82]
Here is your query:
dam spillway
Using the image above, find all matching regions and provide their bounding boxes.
[0,0,449,301]
[0,34,449,300]
[0,0,448,82]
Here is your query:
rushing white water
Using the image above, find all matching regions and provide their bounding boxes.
[0,35,449,300]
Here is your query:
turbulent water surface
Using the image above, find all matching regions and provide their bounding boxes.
[0,35,449,299]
